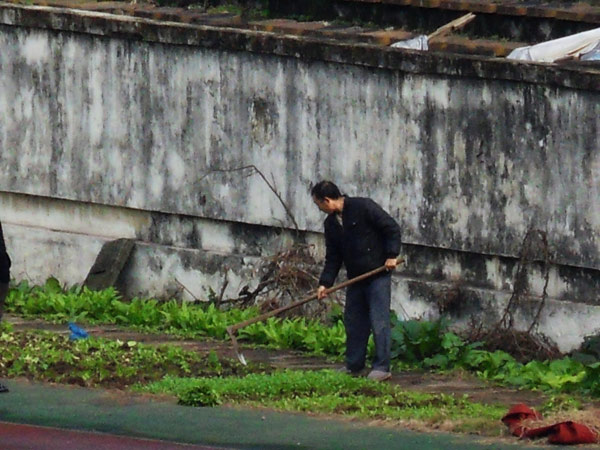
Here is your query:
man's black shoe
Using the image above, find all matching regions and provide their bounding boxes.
[0,383,9,393]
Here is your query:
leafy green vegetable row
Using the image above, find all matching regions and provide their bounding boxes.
[7,278,600,396]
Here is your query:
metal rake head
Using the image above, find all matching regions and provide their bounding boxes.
[226,326,247,366]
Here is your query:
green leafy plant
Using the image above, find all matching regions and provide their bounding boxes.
[390,314,449,363]
[423,332,483,370]
[179,380,222,406]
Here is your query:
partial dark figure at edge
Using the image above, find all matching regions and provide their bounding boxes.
[0,219,11,393]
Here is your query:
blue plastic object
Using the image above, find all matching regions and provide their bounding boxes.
[68,322,89,340]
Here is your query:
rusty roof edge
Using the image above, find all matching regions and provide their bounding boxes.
[0,2,599,91]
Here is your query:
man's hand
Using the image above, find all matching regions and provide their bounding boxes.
[385,258,398,271]
[317,285,328,300]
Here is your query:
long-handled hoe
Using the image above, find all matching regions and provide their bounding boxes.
[226,258,405,365]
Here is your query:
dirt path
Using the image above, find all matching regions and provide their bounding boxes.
[5,314,547,408]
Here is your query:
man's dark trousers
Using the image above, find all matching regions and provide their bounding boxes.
[344,273,391,373]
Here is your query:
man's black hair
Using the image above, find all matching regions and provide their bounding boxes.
[311,181,342,201]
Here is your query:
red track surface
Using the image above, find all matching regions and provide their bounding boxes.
[0,422,220,450]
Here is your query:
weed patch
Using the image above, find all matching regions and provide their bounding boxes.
[139,370,507,434]
[0,330,256,388]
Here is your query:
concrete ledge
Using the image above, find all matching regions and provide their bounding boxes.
[0,2,598,91]
[428,36,525,57]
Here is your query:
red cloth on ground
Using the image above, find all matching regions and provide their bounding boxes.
[501,403,542,437]
[502,404,598,445]
[524,421,598,445]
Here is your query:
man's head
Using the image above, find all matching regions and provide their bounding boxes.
[311,181,343,214]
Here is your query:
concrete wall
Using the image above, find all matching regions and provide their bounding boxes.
[1,4,600,350]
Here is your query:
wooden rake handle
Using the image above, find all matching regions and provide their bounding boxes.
[227,257,405,335]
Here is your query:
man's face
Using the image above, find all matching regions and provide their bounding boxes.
[313,196,335,214]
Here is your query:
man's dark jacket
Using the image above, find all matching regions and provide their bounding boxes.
[0,222,11,284]
[318,197,401,287]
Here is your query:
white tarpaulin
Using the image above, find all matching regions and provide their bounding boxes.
[391,13,475,52]
[391,35,429,51]
[507,27,600,63]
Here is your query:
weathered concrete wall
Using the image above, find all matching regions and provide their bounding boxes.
[1,8,599,267]
[1,4,600,350]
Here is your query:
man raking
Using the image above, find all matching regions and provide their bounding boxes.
[312,181,401,381]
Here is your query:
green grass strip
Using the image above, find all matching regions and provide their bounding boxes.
[138,370,506,434]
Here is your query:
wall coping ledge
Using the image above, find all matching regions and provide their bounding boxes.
[1,2,599,91]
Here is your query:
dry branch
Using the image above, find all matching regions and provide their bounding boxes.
[199,164,299,232]
[465,227,560,362]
